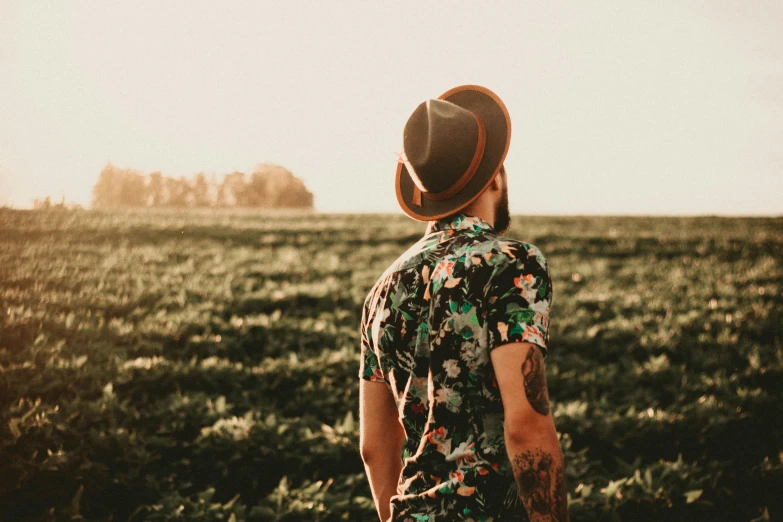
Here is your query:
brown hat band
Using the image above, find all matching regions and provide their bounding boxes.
[407,113,487,207]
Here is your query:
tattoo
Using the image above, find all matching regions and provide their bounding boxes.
[521,346,550,415]
[511,449,569,522]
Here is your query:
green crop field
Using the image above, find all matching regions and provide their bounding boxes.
[1,208,781,521]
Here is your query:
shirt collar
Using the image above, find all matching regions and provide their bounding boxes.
[427,213,495,234]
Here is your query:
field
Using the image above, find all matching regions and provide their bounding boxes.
[0,208,781,521]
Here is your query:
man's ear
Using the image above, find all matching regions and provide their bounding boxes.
[491,169,504,190]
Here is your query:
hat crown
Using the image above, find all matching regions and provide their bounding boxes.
[395,84,511,221]
[403,99,483,195]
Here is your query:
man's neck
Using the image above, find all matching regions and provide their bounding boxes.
[459,205,495,230]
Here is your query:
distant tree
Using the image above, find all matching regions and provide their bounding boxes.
[147,172,165,207]
[247,171,269,207]
[90,163,313,209]
[93,164,146,207]
[92,164,123,208]
[210,173,225,208]
[166,176,191,208]
[251,163,314,209]
[214,180,227,208]
[192,172,211,208]
[121,170,147,207]
[33,197,52,210]
[223,172,247,207]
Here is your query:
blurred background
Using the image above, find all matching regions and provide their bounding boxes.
[1,0,781,215]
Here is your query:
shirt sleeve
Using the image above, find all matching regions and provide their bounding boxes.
[359,293,386,382]
[482,244,553,357]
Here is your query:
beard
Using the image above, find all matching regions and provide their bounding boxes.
[493,179,510,234]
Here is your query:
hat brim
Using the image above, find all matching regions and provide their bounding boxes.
[395,84,511,221]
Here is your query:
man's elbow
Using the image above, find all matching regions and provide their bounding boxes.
[360,425,404,465]
[361,442,398,467]
[503,412,556,447]
[360,435,388,465]
[504,422,532,448]
[360,442,376,465]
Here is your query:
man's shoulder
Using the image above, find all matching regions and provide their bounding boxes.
[362,239,429,308]
[501,237,549,270]
[376,232,446,279]
[361,232,549,310]
[456,231,549,271]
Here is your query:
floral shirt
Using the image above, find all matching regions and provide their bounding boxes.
[359,214,553,522]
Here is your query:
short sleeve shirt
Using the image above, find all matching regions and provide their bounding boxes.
[359,214,553,521]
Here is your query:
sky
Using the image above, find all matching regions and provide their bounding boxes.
[1,1,781,215]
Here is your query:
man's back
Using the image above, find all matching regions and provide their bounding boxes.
[360,213,553,521]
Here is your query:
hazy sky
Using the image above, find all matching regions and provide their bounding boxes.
[1,1,781,214]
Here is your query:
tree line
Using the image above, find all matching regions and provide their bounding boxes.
[92,163,314,209]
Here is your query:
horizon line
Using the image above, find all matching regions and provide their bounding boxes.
[2,205,781,219]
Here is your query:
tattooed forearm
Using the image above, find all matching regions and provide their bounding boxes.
[511,448,569,522]
[521,346,550,415]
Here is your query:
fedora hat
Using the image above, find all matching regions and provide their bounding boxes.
[395,84,511,221]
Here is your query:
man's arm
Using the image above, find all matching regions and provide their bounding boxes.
[491,341,569,522]
[359,379,406,522]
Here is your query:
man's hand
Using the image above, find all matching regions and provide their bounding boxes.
[359,379,406,522]
[491,342,569,522]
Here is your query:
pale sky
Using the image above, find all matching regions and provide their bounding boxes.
[1,1,781,214]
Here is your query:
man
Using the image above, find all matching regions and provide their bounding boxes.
[359,85,568,522]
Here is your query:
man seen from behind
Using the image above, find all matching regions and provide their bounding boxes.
[359,85,568,521]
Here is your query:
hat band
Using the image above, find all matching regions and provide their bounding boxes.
[408,113,487,207]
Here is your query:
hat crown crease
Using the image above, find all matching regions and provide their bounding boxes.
[403,99,481,195]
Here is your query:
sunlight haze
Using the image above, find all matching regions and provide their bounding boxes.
[1,1,781,214]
